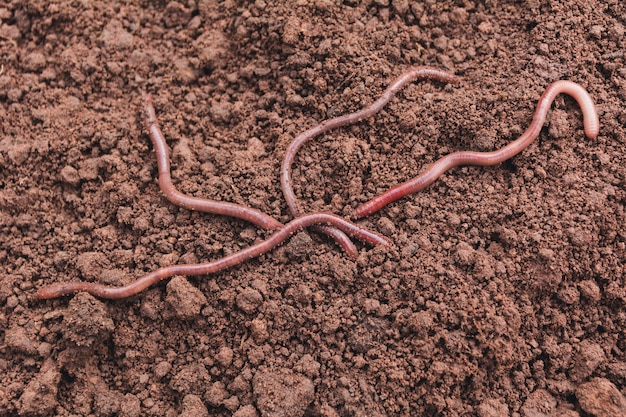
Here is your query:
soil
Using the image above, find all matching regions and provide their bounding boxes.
[1,1,625,416]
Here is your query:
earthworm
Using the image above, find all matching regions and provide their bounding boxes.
[145,93,364,257]
[353,80,600,217]
[280,67,460,244]
[144,93,284,230]
[36,212,389,300]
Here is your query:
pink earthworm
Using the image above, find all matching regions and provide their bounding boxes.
[35,212,390,300]
[144,93,284,230]
[145,93,363,256]
[353,80,600,218]
[280,67,460,244]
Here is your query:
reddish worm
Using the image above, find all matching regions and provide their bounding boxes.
[280,67,460,244]
[36,212,389,300]
[144,93,284,230]
[353,80,600,217]
[145,93,367,256]
[36,96,391,300]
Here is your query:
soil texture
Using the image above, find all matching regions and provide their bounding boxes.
[1,1,626,416]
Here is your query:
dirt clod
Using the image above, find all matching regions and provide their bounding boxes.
[178,394,209,417]
[477,398,509,417]
[576,378,626,417]
[236,287,264,314]
[170,363,211,396]
[4,325,37,355]
[253,369,315,417]
[521,389,557,416]
[62,292,115,348]
[233,404,259,417]
[166,276,208,320]
[569,340,606,382]
[17,360,60,416]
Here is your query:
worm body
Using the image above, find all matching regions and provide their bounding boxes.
[37,78,599,302]
[36,213,390,300]
[144,94,283,230]
[280,67,459,243]
[353,80,599,217]
[145,94,366,256]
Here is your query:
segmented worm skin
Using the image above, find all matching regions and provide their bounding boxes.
[353,80,600,218]
[143,94,284,230]
[35,213,389,300]
[280,67,460,247]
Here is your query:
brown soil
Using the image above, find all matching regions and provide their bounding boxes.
[1,1,625,416]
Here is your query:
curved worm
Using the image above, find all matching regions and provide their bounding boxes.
[36,212,390,300]
[144,93,284,230]
[280,67,460,244]
[145,94,363,256]
[353,80,600,218]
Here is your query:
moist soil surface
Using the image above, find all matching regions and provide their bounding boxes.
[1,1,626,416]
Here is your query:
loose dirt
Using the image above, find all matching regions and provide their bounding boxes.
[1,1,625,416]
